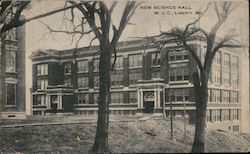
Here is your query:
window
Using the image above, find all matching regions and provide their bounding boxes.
[233,125,239,132]
[215,109,221,122]
[129,91,137,104]
[212,69,221,84]
[34,95,46,106]
[111,73,123,86]
[151,52,161,66]
[168,51,188,62]
[37,64,48,75]
[35,95,41,106]
[129,72,142,85]
[231,72,238,87]
[211,110,216,122]
[64,63,71,74]
[129,54,142,68]
[37,79,48,90]
[208,89,212,102]
[111,56,123,69]
[64,78,71,86]
[94,76,99,87]
[94,93,99,104]
[169,67,189,82]
[6,50,16,72]
[214,52,221,65]
[216,90,221,102]
[222,90,230,102]
[223,71,230,85]
[111,92,123,104]
[183,54,189,60]
[77,60,88,72]
[93,59,99,71]
[236,109,239,120]
[231,91,239,103]
[6,83,16,106]
[78,93,89,104]
[230,109,239,120]
[211,89,221,102]
[176,55,182,61]
[223,54,230,67]
[168,89,189,102]
[152,71,161,79]
[231,56,238,68]
[210,110,221,122]
[206,110,212,122]
[169,55,175,61]
[222,109,230,121]
[78,77,88,88]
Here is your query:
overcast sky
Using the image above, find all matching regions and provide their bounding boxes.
[23,0,249,115]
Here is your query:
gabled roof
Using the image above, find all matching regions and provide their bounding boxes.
[30,49,50,57]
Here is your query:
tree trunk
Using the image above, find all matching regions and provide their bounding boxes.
[191,71,209,153]
[91,42,111,153]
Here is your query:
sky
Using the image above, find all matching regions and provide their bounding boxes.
[22,0,249,116]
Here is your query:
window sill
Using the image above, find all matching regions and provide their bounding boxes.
[151,65,160,68]
[77,71,89,74]
[165,101,193,104]
[129,85,137,88]
[169,81,189,84]
[78,88,89,90]
[168,60,189,64]
[5,105,17,108]
[111,86,123,89]
[37,89,47,92]
[129,66,142,69]
[33,105,47,108]
[5,71,17,74]
[37,74,48,77]
[74,104,97,106]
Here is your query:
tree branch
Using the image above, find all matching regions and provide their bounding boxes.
[1,1,85,34]
[68,1,103,40]
[111,1,136,45]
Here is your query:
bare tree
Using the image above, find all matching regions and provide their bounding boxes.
[0,0,87,38]
[70,2,139,152]
[0,0,86,78]
[161,2,243,153]
[41,1,138,152]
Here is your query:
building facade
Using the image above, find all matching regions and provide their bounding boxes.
[30,34,241,132]
[0,25,26,119]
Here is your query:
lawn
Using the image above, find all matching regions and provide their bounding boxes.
[0,116,250,153]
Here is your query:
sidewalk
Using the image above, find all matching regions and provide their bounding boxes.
[0,114,159,128]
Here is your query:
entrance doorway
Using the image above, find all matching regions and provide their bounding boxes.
[50,95,58,112]
[144,91,155,113]
[144,101,154,113]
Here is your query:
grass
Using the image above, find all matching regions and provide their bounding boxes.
[0,116,250,153]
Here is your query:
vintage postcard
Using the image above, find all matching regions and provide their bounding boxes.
[0,0,249,153]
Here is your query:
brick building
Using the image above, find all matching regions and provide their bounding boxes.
[0,25,26,119]
[30,34,242,131]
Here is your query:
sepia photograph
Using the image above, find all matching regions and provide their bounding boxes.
[0,0,249,153]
